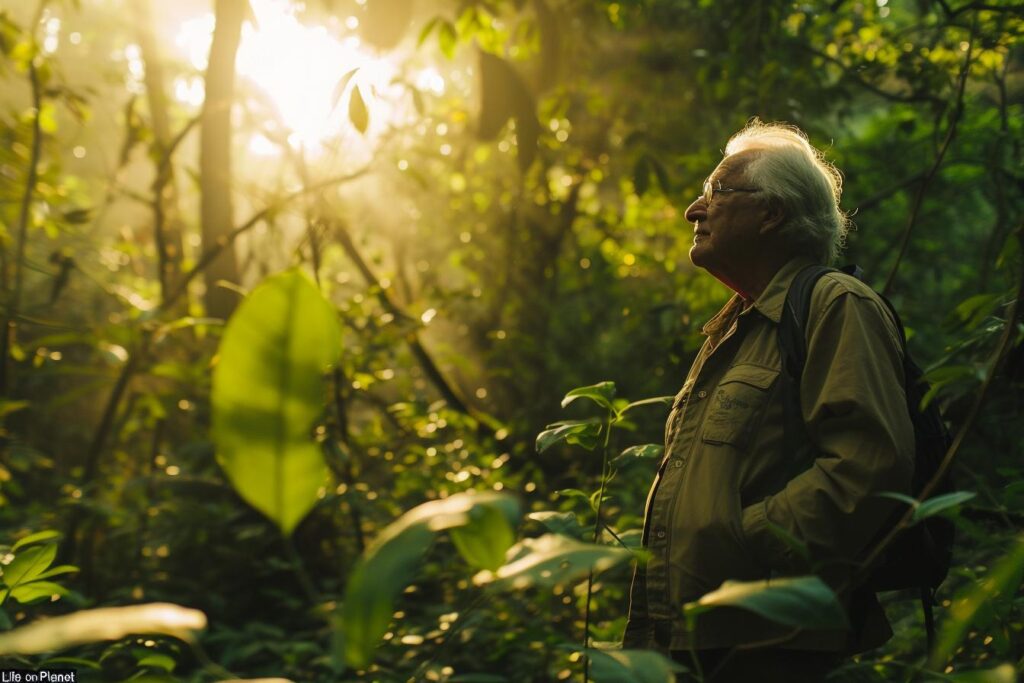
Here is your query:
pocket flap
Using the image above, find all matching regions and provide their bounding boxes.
[718,364,778,390]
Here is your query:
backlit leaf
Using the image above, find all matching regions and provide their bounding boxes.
[684,576,848,630]
[472,534,630,589]
[930,537,1024,667]
[913,491,976,523]
[584,647,684,683]
[527,511,586,539]
[211,269,340,536]
[561,381,616,410]
[536,419,602,453]
[3,544,57,587]
[449,497,520,570]
[614,444,663,463]
[0,603,207,654]
[349,86,369,134]
[341,491,519,669]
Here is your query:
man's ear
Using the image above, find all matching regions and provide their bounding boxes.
[759,198,785,235]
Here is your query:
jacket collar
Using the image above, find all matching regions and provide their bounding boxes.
[701,257,819,335]
[749,257,819,323]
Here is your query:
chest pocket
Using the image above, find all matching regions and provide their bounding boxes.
[701,364,779,449]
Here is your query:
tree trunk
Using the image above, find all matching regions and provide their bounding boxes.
[133,0,187,309]
[199,0,245,320]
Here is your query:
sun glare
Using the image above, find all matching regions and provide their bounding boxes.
[174,0,405,154]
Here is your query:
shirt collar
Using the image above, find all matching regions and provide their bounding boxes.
[749,256,819,323]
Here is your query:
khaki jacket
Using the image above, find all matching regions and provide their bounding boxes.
[623,258,915,653]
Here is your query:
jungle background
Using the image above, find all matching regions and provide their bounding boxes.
[0,0,1022,680]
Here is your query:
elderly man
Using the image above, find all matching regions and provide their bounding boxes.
[623,121,915,681]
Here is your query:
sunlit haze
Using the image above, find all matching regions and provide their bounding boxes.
[173,0,428,153]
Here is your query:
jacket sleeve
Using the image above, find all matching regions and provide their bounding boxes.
[740,287,915,577]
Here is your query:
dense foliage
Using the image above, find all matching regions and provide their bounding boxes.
[0,0,1022,681]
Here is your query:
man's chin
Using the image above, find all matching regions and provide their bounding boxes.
[689,244,709,269]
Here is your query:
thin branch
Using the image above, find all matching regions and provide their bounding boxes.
[1,49,44,395]
[882,25,975,296]
[160,168,369,313]
[330,219,485,425]
[859,222,1024,590]
[798,44,944,105]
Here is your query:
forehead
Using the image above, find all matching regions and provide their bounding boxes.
[710,149,763,181]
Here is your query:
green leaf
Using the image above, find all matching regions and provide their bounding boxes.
[527,511,586,539]
[583,647,684,683]
[438,20,457,59]
[211,269,340,536]
[620,396,673,416]
[561,381,616,410]
[330,67,359,112]
[536,419,601,453]
[0,400,30,419]
[33,565,80,580]
[930,538,1024,667]
[349,86,369,134]
[614,444,663,463]
[341,491,519,669]
[417,17,440,47]
[684,576,848,631]
[3,544,57,587]
[10,581,68,604]
[472,534,630,589]
[936,664,1017,682]
[449,499,520,571]
[913,491,977,523]
[875,491,920,508]
[0,603,207,654]
[11,530,60,551]
[136,653,176,672]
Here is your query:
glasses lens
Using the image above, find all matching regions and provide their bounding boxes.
[703,180,713,203]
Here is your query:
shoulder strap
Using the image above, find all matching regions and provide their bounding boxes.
[777,264,863,473]
[778,264,865,381]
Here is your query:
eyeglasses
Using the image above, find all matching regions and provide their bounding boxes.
[702,178,760,204]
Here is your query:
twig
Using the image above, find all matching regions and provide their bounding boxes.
[858,222,1024,586]
[582,415,614,683]
[160,168,369,312]
[1,36,45,395]
[882,23,975,296]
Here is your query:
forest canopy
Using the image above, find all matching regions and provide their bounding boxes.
[0,0,1022,681]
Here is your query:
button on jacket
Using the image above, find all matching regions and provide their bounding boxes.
[623,258,915,653]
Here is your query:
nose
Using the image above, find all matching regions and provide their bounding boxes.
[685,196,707,224]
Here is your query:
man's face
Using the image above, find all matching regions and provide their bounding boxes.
[685,151,775,282]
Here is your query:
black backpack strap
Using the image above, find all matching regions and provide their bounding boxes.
[777,265,841,467]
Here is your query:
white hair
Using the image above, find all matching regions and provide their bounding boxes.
[724,120,850,265]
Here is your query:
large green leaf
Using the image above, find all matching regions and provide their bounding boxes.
[614,444,664,464]
[584,648,684,683]
[930,537,1024,668]
[472,534,630,589]
[341,491,519,669]
[561,381,616,411]
[211,269,340,535]
[449,501,518,571]
[913,491,976,523]
[3,544,57,588]
[0,603,206,654]
[527,511,586,539]
[536,419,602,453]
[9,581,68,604]
[684,576,848,630]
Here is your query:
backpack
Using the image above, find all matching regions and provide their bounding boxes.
[777,264,955,647]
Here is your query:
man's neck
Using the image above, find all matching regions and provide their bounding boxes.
[712,254,791,302]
